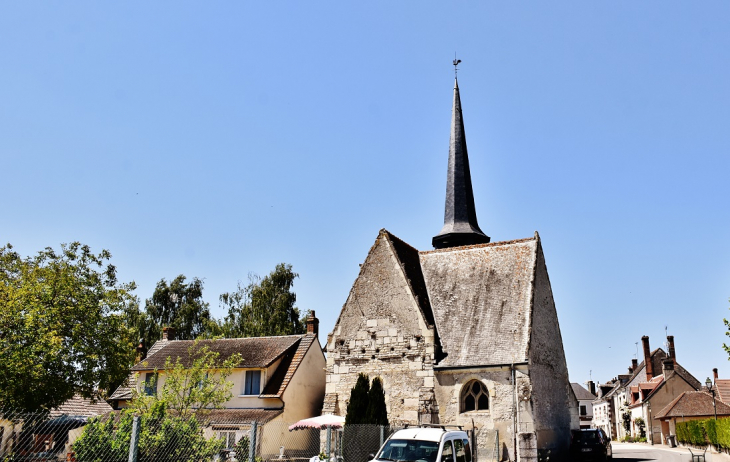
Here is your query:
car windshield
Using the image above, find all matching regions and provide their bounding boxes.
[377,439,440,462]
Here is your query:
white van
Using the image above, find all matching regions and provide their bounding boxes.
[370,426,472,462]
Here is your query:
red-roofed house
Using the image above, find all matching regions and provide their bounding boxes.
[655,391,730,441]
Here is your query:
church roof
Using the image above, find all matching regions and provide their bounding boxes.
[420,235,538,367]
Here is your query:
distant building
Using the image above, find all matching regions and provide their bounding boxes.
[571,382,596,429]
[623,335,700,444]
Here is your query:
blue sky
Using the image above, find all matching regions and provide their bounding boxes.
[2,2,729,387]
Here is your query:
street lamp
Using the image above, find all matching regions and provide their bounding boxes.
[706,377,717,420]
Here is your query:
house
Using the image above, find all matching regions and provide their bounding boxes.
[324,78,576,462]
[655,391,730,440]
[622,335,701,444]
[571,383,596,429]
[591,375,630,440]
[0,395,112,461]
[109,313,326,459]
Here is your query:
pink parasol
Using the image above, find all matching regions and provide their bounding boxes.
[288,414,346,431]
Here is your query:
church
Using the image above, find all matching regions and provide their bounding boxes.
[323,77,576,461]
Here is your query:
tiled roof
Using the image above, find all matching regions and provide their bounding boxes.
[655,391,730,419]
[715,379,730,403]
[195,408,283,425]
[260,334,318,398]
[110,334,316,401]
[626,349,701,391]
[421,236,538,367]
[132,336,303,371]
[49,395,113,418]
[572,383,597,401]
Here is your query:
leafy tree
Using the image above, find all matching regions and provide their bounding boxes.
[621,408,632,434]
[345,373,371,425]
[634,416,646,438]
[142,275,213,342]
[73,340,240,462]
[220,263,305,338]
[366,377,389,426]
[0,242,137,412]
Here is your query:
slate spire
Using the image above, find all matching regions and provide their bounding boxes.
[432,78,491,249]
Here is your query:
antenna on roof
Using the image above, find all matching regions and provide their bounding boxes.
[453,54,462,79]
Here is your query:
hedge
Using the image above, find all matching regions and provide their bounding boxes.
[676,418,730,448]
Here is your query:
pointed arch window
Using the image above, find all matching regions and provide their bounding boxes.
[461,380,489,412]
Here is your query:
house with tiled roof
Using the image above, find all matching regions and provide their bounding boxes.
[109,313,325,458]
[655,390,730,440]
[622,335,701,444]
[571,383,597,429]
[324,78,576,462]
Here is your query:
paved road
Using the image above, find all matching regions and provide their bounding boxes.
[611,443,721,462]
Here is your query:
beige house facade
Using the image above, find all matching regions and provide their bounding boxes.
[109,317,326,458]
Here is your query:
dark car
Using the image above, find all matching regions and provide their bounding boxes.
[569,429,612,461]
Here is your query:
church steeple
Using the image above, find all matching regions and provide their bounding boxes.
[432,78,491,249]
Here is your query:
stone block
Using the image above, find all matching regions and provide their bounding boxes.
[403,410,418,422]
[378,318,390,326]
[367,319,378,328]
[389,328,398,337]
[423,377,434,387]
[404,398,420,409]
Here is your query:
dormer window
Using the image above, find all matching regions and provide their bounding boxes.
[243,370,261,395]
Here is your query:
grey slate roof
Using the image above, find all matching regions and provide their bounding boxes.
[432,78,490,249]
[571,383,597,401]
[420,236,539,367]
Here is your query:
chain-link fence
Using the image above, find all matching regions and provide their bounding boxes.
[0,410,499,462]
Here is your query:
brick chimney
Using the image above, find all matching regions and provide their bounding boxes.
[714,368,719,380]
[586,380,596,396]
[162,326,176,341]
[667,335,676,362]
[136,338,148,363]
[306,311,319,337]
[642,336,653,380]
[631,358,638,373]
[662,358,674,375]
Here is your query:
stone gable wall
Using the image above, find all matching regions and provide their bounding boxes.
[526,242,573,458]
[324,233,436,424]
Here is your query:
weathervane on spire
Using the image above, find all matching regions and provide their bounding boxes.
[453,55,462,78]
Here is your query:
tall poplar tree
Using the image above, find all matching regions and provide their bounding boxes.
[345,373,371,425]
[366,377,389,426]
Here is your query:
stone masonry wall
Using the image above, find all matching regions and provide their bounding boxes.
[526,241,573,458]
[324,232,436,424]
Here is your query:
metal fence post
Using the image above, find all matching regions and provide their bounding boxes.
[127,416,141,462]
[249,422,258,462]
[326,426,332,459]
[380,426,384,449]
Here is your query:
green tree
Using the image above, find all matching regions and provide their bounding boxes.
[366,377,389,426]
[634,416,646,438]
[142,275,213,342]
[131,340,241,417]
[0,242,137,412]
[345,373,371,425]
[73,340,240,462]
[220,263,305,338]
